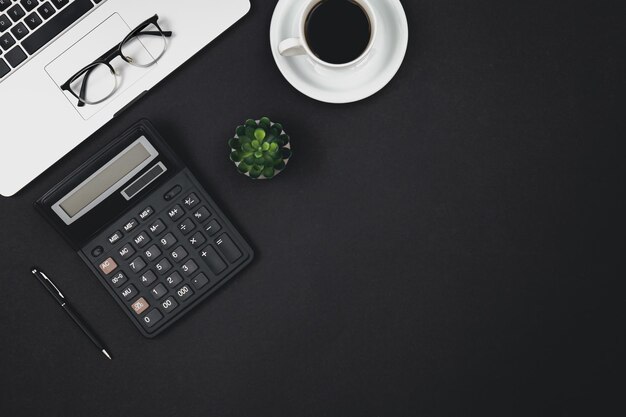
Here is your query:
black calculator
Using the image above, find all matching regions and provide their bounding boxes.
[36,120,254,337]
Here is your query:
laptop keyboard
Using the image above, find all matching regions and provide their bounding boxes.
[0,0,106,81]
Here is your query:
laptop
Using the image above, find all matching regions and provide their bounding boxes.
[0,0,250,197]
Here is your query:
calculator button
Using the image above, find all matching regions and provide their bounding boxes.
[108,230,123,245]
[144,245,162,261]
[199,246,227,274]
[133,232,151,248]
[191,273,210,290]
[109,271,127,288]
[155,258,172,275]
[192,206,211,222]
[138,206,154,221]
[163,185,182,201]
[129,257,146,273]
[183,193,200,209]
[148,219,166,236]
[139,270,157,287]
[118,243,135,260]
[170,246,188,263]
[99,257,117,275]
[178,218,195,235]
[142,309,163,328]
[215,234,243,263]
[123,218,138,233]
[167,204,184,221]
[91,246,104,257]
[159,233,177,249]
[189,232,206,248]
[204,219,221,236]
[121,284,137,301]
[165,272,183,288]
[131,297,150,315]
[150,283,168,299]
[160,296,178,313]
[180,259,199,276]
[175,284,194,302]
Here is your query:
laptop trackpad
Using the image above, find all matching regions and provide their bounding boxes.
[45,13,156,120]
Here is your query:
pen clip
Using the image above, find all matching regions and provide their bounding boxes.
[40,271,65,299]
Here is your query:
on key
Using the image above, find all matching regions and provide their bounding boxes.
[163,185,182,201]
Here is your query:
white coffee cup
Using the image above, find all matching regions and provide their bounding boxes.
[278,0,378,69]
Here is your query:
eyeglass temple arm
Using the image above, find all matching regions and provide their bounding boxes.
[137,30,172,37]
[76,66,95,107]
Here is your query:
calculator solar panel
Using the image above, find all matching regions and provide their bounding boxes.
[36,120,254,337]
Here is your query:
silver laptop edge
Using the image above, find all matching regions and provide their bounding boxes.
[0,0,250,197]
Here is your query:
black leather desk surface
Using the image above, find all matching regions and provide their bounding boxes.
[0,1,621,416]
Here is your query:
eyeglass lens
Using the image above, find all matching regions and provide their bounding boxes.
[68,63,117,105]
[121,23,167,67]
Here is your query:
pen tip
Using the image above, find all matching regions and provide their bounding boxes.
[102,349,112,360]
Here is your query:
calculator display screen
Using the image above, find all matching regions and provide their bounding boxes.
[52,137,159,225]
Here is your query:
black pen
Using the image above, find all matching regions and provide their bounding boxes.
[31,267,112,360]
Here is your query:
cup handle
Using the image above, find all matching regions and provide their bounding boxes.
[278,38,307,57]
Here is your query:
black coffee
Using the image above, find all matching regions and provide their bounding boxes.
[305,0,371,65]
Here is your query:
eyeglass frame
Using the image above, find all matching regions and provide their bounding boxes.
[60,14,173,107]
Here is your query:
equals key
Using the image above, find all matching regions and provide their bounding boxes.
[215,234,242,263]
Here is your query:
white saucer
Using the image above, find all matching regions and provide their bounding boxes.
[270,0,409,104]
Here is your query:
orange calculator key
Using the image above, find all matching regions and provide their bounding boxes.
[98,257,117,275]
[131,297,150,315]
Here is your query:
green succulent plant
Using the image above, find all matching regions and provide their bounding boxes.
[229,117,292,179]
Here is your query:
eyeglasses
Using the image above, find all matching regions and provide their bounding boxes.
[61,15,172,107]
